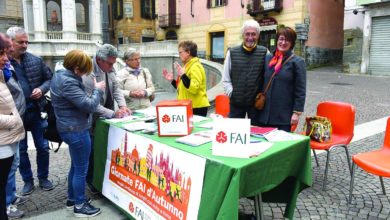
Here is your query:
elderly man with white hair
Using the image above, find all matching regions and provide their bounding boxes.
[222,19,268,122]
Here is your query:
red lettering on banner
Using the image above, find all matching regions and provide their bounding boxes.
[109,163,189,220]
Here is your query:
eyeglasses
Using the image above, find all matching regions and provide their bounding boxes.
[103,59,116,66]
[278,37,290,43]
[15,41,29,45]
[244,32,257,37]
[128,57,141,62]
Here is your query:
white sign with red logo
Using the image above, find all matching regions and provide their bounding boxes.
[211,118,251,157]
[157,106,191,136]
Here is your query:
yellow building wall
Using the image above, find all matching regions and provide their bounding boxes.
[174,0,308,58]
[112,0,156,44]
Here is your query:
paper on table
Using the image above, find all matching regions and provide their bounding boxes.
[263,130,303,142]
[191,115,208,123]
[196,121,213,129]
[122,122,149,131]
[134,106,157,117]
[175,131,212,147]
[105,115,140,123]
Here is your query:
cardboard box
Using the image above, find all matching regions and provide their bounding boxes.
[156,100,193,136]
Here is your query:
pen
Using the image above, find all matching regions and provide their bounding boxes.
[250,140,262,143]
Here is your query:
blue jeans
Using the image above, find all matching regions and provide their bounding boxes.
[6,143,19,206]
[19,109,50,182]
[60,129,91,205]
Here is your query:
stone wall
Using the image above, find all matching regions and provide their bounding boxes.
[342,28,363,74]
[305,47,343,68]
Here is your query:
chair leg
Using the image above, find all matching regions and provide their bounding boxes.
[348,162,356,204]
[254,193,264,220]
[380,176,386,195]
[342,145,352,175]
[312,149,319,167]
[322,150,332,190]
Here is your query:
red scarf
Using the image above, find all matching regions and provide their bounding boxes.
[268,50,284,74]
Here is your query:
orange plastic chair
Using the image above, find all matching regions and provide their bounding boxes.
[215,94,230,118]
[310,101,355,190]
[349,117,390,203]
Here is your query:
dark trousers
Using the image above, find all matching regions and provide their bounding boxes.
[258,123,291,132]
[228,103,258,125]
[1,155,14,220]
[193,107,208,117]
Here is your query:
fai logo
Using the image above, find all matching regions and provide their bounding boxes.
[216,131,227,143]
[162,114,170,123]
[129,202,135,213]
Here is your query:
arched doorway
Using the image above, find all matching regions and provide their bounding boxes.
[166,30,177,40]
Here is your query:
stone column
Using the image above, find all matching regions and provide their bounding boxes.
[89,0,102,42]
[22,0,34,39]
[101,0,110,43]
[361,10,371,74]
[32,0,47,40]
[61,0,77,40]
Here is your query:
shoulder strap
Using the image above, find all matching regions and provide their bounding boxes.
[142,69,148,89]
[262,55,294,94]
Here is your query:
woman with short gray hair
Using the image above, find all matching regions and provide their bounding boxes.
[117,48,155,110]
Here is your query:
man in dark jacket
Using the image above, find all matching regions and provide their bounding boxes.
[7,27,55,196]
[222,20,268,122]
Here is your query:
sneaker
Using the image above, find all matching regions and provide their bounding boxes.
[66,198,92,210]
[7,205,24,219]
[12,195,29,206]
[74,202,101,218]
[21,181,35,196]
[39,179,55,191]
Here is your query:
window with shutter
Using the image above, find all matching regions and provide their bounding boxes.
[141,0,156,19]
[208,0,228,8]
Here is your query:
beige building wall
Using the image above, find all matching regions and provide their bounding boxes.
[0,0,24,32]
[112,0,156,44]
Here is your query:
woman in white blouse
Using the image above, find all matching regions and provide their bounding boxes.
[117,48,155,110]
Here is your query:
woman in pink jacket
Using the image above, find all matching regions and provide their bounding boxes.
[0,48,25,220]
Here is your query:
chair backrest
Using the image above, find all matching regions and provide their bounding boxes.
[317,101,355,143]
[383,117,390,149]
[215,94,230,118]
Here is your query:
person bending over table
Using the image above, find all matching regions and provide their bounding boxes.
[117,48,155,110]
[50,50,105,218]
[162,40,210,116]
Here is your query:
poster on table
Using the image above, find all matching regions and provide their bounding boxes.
[102,125,206,220]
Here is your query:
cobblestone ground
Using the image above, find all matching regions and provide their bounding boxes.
[16,66,390,219]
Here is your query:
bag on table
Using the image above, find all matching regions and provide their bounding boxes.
[304,116,332,142]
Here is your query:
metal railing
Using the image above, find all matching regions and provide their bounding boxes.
[158,13,181,29]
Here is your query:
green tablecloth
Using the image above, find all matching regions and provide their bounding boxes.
[92,119,312,219]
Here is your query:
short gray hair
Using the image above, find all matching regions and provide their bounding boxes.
[123,48,140,61]
[241,20,260,35]
[6,26,27,40]
[96,44,118,60]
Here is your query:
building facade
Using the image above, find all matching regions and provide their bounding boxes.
[0,0,24,33]
[22,0,102,67]
[109,0,157,45]
[153,0,344,67]
[358,0,390,75]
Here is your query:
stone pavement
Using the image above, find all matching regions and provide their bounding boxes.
[17,66,390,219]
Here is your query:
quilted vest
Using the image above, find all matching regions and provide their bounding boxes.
[230,45,267,106]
